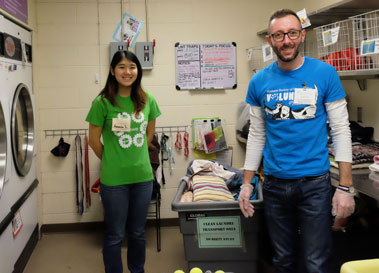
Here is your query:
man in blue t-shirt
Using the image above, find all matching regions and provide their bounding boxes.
[238,9,355,273]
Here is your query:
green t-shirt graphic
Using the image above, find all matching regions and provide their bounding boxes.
[86,91,161,186]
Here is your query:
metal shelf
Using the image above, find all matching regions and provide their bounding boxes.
[256,1,379,88]
[306,0,379,29]
[338,70,379,80]
[338,70,379,90]
[257,0,379,35]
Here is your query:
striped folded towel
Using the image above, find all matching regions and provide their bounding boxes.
[192,175,234,202]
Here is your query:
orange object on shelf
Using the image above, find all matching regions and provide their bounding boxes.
[325,48,372,71]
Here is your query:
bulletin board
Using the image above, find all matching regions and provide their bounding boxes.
[175,42,237,90]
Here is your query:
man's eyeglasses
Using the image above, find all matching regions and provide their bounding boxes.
[269,30,302,42]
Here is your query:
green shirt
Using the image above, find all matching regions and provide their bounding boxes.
[85,91,161,186]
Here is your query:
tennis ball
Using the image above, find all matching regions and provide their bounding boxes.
[215,271,225,273]
[174,270,185,273]
[190,267,203,273]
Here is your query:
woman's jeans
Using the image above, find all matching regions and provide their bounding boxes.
[100,181,153,273]
[263,173,333,273]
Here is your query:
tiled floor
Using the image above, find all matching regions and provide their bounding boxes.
[23,225,188,273]
[24,222,378,273]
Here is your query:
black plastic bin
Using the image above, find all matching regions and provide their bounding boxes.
[171,179,264,273]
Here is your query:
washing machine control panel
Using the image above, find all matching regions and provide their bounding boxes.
[0,32,32,63]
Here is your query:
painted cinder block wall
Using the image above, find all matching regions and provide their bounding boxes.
[2,0,377,226]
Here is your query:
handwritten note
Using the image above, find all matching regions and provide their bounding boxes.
[175,43,237,90]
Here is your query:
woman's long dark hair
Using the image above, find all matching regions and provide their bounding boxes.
[99,50,146,115]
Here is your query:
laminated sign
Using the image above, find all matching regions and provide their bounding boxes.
[197,216,242,248]
[175,42,237,90]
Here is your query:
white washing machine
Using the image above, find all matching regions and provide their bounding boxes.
[0,15,38,273]
[0,66,11,199]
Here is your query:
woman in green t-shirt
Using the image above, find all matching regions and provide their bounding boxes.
[86,50,161,273]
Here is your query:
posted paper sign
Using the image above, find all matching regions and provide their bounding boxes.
[322,27,340,47]
[262,43,273,62]
[112,13,144,48]
[197,216,242,248]
[0,0,28,23]
[361,38,379,56]
[175,43,237,90]
[297,8,311,28]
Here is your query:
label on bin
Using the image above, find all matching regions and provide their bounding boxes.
[197,216,242,248]
[186,212,207,221]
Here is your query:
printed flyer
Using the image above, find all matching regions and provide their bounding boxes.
[112,13,144,48]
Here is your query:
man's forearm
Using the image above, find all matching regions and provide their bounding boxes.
[243,169,256,185]
[338,161,353,187]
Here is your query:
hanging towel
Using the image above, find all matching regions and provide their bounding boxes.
[75,135,84,215]
[84,135,91,208]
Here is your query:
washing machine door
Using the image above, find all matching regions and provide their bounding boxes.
[0,102,6,193]
[11,84,34,177]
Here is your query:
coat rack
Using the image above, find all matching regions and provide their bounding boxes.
[155,126,188,134]
[44,126,188,138]
[44,129,88,138]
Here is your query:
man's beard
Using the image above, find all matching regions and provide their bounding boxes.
[272,42,301,62]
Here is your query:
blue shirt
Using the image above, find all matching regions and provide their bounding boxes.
[246,57,346,178]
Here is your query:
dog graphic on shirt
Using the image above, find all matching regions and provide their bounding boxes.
[264,102,316,120]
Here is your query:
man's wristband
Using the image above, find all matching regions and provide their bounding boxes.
[337,185,355,194]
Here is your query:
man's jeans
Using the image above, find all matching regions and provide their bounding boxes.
[263,173,333,273]
[100,181,153,273]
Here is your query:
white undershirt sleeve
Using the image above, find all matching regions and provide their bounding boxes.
[243,105,266,171]
[325,98,352,163]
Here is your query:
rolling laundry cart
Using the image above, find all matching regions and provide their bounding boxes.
[172,179,264,273]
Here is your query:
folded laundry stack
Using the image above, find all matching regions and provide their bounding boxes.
[329,142,379,169]
[179,159,259,203]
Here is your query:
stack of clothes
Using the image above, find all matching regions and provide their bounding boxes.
[328,121,379,169]
[329,142,379,169]
[179,159,259,203]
